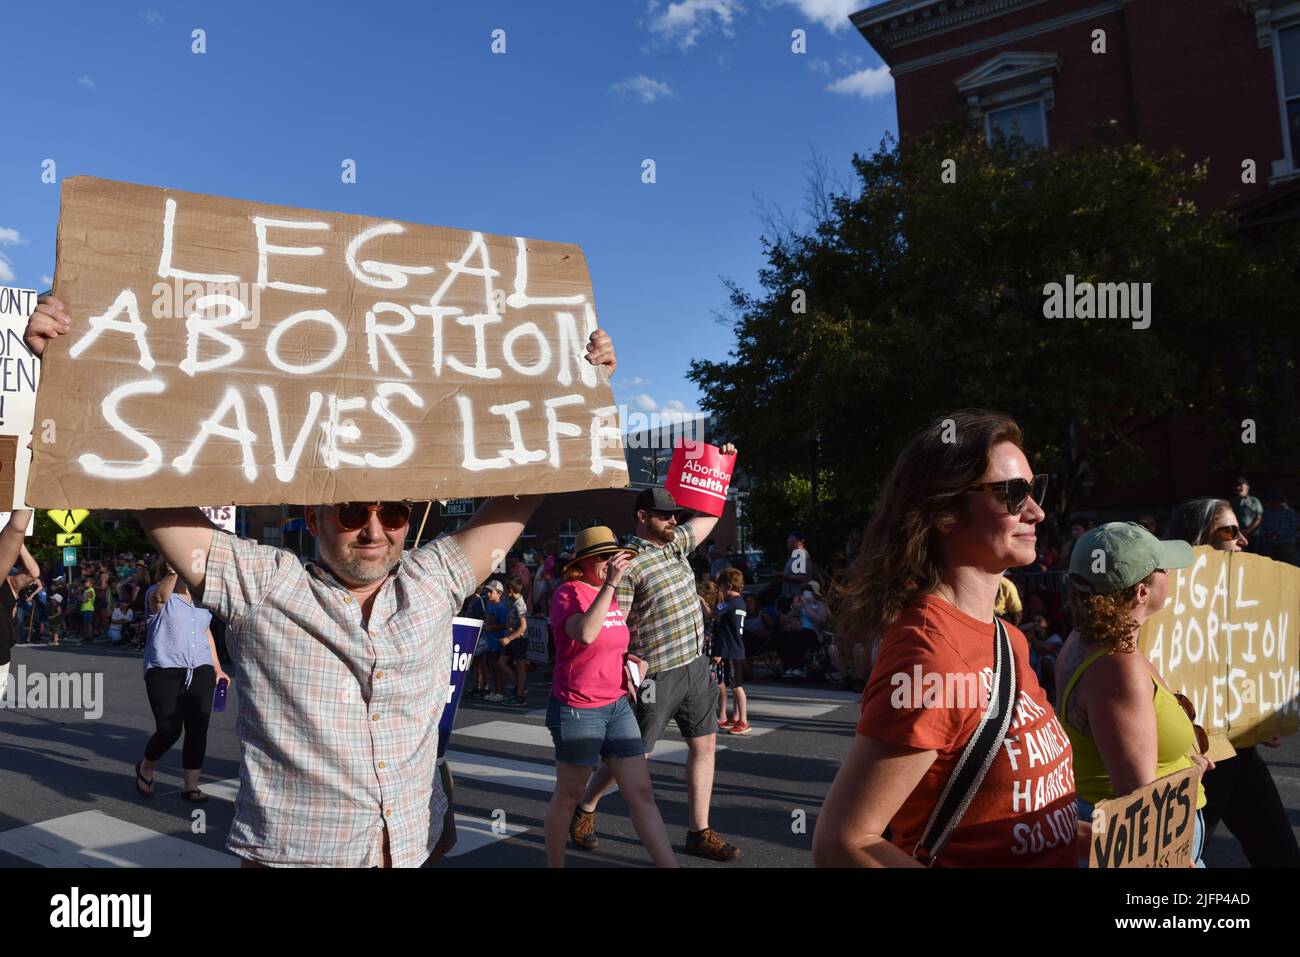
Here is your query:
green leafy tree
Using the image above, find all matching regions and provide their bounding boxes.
[691,124,1300,560]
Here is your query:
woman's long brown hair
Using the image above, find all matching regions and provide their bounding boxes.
[832,409,1024,655]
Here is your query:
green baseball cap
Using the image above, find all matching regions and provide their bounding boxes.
[1068,522,1193,594]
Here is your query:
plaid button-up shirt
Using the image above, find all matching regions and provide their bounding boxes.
[616,522,704,673]
[201,531,476,867]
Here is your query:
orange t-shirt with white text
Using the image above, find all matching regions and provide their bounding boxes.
[857,595,1078,867]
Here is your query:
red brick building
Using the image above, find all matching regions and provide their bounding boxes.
[852,0,1300,518]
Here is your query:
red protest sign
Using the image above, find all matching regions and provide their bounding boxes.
[666,441,735,516]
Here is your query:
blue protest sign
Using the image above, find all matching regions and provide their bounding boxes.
[438,615,484,759]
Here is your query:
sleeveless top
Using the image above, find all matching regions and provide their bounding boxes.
[1060,645,1206,809]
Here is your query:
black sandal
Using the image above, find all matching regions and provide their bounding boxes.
[179,788,208,803]
[134,760,154,799]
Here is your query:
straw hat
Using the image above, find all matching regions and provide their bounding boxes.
[563,526,637,574]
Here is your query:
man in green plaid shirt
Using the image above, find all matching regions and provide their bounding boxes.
[572,447,742,862]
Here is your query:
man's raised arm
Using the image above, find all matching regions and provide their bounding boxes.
[133,509,217,594]
[451,496,543,585]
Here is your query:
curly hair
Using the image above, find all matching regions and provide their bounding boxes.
[831,409,1025,652]
[719,569,745,593]
[1068,572,1156,653]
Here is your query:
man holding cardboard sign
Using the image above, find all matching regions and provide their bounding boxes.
[26,220,622,868]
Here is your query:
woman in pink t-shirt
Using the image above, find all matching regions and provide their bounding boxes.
[544,526,677,867]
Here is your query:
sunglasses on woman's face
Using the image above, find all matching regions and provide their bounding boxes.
[1214,524,1241,540]
[964,474,1048,515]
[334,502,412,532]
[1174,692,1211,756]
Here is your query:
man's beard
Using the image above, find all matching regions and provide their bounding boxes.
[323,541,401,586]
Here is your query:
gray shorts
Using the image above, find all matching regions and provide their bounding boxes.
[634,654,718,749]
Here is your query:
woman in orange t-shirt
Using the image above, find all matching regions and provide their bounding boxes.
[813,409,1080,867]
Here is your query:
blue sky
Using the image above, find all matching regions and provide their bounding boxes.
[0,0,896,420]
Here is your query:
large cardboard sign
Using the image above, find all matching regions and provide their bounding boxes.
[0,286,42,513]
[1139,547,1300,749]
[28,177,628,508]
[1089,766,1200,868]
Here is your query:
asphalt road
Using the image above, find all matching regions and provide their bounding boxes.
[1,639,1296,868]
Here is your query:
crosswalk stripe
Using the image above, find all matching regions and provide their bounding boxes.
[447,749,562,793]
[188,777,241,803]
[742,699,839,720]
[455,720,553,750]
[746,685,861,704]
[451,720,729,764]
[0,810,238,868]
[446,813,530,858]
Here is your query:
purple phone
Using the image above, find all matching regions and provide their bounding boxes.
[214,677,229,713]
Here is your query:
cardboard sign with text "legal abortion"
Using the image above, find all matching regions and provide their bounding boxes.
[27,177,628,508]
[665,441,735,516]
[1139,548,1299,749]
[1089,766,1200,868]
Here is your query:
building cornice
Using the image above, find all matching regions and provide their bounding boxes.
[851,0,1053,58]
[1244,0,1300,46]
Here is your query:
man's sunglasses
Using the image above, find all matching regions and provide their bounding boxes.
[335,502,412,531]
[646,509,678,521]
[964,474,1048,515]
[1174,692,1211,756]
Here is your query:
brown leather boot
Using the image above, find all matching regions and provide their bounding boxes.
[569,808,598,850]
[685,827,740,861]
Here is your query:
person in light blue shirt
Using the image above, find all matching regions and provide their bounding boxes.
[134,568,230,803]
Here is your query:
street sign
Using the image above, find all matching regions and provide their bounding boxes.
[47,509,90,534]
[56,533,82,547]
[62,547,77,567]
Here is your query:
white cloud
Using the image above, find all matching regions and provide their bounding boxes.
[827,65,894,99]
[611,74,674,104]
[647,0,742,50]
[0,254,14,283]
[142,10,164,26]
[622,376,650,387]
[785,0,861,32]
[77,75,96,89]
[807,57,832,75]
[41,275,54,286]
[0,228,25,246]
[662,399,688,413]
[635,393,659,412]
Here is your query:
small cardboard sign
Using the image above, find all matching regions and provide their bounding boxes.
[29,177,628,508]
[525,615,551,664]
[1089,766,1200,868]
[0,286,42,511]
[665,440,735,516]
[0,435,16,509]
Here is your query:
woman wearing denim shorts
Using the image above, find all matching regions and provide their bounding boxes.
[544,526,678,868]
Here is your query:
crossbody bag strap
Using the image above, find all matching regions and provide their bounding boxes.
[913,617,1018,867]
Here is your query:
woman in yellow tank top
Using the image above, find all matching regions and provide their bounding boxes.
[1054,522,1214,867]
